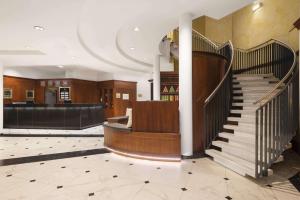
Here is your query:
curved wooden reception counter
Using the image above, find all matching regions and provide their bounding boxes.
[104,101,181,161]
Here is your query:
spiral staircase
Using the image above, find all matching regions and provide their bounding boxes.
[160,30,299,178]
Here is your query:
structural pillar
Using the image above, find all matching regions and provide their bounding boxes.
[153,55,161,101]
[0,62,3,131]
[179,13,193,156]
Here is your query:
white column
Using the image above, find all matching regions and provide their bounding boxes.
[0,62,3,131]
[179,13,193,156]
[153,55,161,101]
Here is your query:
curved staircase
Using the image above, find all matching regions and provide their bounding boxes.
[204,39,299,178]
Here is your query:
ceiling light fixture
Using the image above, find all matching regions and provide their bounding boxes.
[57,65,64,68]
[134,27,140,32]
[252,1,263,12]
[130,47,135,50]
[33,26,45,31]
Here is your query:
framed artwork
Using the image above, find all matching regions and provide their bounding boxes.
[59,87,71,100]
[122,93,129,100]
[55,80,61,87]
[48,80,53,87]
[3,88,12,99]
[40,81,46,87]
[116,93,121,99]
[26,90,35,99]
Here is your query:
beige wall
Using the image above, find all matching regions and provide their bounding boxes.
[193,0,300,50]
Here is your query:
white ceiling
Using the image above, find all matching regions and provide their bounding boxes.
[0,0,253,75]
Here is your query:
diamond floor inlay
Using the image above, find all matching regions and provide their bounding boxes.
[0,126,299,200]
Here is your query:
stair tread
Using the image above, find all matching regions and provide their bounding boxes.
[233,73,273,77]
[205,149,255,176]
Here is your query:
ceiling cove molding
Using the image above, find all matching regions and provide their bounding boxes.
[76,23,151,74]
[115,30,153,68]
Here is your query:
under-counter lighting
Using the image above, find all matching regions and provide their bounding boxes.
[130,47,135,50]
[133,27,140,32]
[57,65,64,68]
[33,26,45,31]
[252,1,263,12]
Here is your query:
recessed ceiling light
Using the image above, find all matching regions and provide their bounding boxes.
[33,26,45,31]
[71,56,75,59]
[57,65,64,68]
[133,27,140,32]
[252,1,263,12]
[130,47,135,50]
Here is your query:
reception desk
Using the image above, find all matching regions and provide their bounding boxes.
[4,104,105,130]
[104,101,181,161]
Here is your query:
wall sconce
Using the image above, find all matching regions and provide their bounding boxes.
[252,1,263,12]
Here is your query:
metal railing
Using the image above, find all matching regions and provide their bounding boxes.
[232,39,298,177]
[191,28,235,149]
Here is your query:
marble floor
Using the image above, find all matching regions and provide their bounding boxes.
[1,134,300,200]
[2,125,104,136]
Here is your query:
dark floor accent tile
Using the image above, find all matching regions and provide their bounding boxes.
[225,196,232,200]
[88,193,94,196]
[83,156,88,159]
[224,178,229,181]
[129,163,133,166]
[49,147,53,149]
[144,181,150,184]
[0,148,110,166]
[266,184,272,187]
[57,186,63,189]
[289,172,300,192]
[188,172,193,175]
[85,170,90,173]
[40,162,45,165]
[113,175,118,178]
[10,155,14,157]
[157,167,161,170]
[192,161,196,163]
[72,145,76,147]
[61,166,66,169]
[30,179,36,182]
[181,188,187,191]
[105,160,109,162]
[57,141,61,143]
[6,174,12,177]
[25,148,29,150]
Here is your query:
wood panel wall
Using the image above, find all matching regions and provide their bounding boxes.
[4,76,101,104]
[98,80,137,118]
[132,101,179,133]
[71,79,99,103]
[4,76,35,104]
[192,51,227,154]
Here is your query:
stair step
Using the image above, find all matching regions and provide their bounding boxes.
[233,73,273,78]
[233,78,278,83]
[219,132,255,145]
[223,124,255,133]
[227,116,255,123]
[205,149,255,177]
[212,141,255,162]
[233,88,274,92]
[233,90,269,94]
[232,84,276,89]
[230,109,256,114]
[234,81,278,86]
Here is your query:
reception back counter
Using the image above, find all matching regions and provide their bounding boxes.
[4,104,105,130]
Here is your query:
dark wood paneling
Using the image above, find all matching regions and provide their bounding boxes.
[4,76,35,104]
[98,80,137,118]
[192,51,227,153]
[71,79,99,103]
[104,125,181,159]
[132,101,179,133]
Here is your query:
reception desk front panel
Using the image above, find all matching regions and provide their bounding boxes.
[4,104,105,130]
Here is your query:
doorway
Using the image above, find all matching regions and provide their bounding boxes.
[45,88,57,106]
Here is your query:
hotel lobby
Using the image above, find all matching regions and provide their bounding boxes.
[0,0,300,199]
